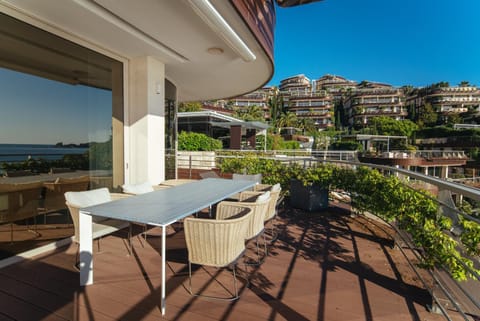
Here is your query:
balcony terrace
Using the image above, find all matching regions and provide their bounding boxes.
[0,201,455,321]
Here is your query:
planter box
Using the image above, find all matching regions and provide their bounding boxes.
[290,179,329,212]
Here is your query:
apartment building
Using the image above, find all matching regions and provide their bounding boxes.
[343,81,407,128]
[315,74,357,102]
[229,86,273,120]
[406,85,480,124]
[277,75,334,129]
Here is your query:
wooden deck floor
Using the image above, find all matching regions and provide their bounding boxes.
[0,204,455,321]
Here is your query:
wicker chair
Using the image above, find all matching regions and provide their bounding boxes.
[250,183,282,242]
[0,181,44,242]
[64,188,131,268]
[40,176,90,223]
[183,206,252,301]
[216,191,270,266]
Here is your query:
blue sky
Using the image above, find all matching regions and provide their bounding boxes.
[268,0,480,87]
[0,69,112,144]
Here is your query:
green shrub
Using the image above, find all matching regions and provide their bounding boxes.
[330,141,363,151]
[219,156,480,280]
[178,131,222,151]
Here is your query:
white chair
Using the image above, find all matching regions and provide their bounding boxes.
[121,181,168,195]
[183,206,252,301]
[64,188,131,268]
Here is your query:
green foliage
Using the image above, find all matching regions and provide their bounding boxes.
[416,126,480,138]
[365,116,418,138]
[88,140,112,170]
[178,102,203,112]
[1,152,92,173]
[218,157,480,280]
[330,140,363,151]
[233,105,265,121]
[459,217,480,257]
[283,140,301,150]
[218,155,287,187]
[417,102,438,128]
[255,134,299,150]
[178,131,222,151]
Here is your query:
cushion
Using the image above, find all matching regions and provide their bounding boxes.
[64,187,111,208]
[256,191,270,203]
[122,181,154,194]
[271,183,281,192]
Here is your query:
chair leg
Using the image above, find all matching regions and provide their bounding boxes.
[245,233,267,266]
[127,224,133,255]
[269,218,278,243]
[188,262,242,301]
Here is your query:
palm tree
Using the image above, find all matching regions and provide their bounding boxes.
[298,117,316,134]
[234,104,265,122]
[267,86,284,130]
[276,112,298,133]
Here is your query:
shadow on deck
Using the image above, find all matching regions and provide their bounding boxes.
[0,202,456,321]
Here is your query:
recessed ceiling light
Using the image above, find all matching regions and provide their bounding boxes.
[207,47,224,55]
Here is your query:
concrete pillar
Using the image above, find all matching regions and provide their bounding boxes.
[424,167,429,176]
[246,129,256,149]
[127,56,165,185]
[440,166,449,179]
[230,125,242,150]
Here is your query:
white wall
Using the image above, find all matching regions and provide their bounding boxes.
[127,56,165,185]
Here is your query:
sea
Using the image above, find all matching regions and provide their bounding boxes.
[0,144,88,173]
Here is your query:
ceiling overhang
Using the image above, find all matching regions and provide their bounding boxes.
[0,0,274,102]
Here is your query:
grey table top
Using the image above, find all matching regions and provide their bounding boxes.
[80,178,256,226]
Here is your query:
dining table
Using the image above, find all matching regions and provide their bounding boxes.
[78,178,256,315]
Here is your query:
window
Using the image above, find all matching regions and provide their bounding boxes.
[0,13,123,259]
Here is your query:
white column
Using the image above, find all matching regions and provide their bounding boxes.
[127,56,165,185]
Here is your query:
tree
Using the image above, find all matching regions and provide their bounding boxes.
[297,117,316,134]
[267,86,284,130]
[445,113,462,126]
[276,112,298,132]
[459,81,471,87]
[432,81,449,88]
[417,102,438,128]
[367,116,418,138]
[178,101,203,112]
[234,104,265,121]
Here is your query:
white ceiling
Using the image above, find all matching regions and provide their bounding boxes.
[0,0,273,102]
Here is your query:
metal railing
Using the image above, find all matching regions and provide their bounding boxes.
[178,151,480,320]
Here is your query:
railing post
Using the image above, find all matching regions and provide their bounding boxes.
[189,155,192,179]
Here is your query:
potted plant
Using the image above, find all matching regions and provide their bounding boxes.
[288,164,333,212]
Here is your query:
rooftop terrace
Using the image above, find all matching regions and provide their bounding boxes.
[0,201,458,321]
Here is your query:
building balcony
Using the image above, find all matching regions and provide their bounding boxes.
[353,109,408,116]
[438,106,469,113]
[351,101,404,107]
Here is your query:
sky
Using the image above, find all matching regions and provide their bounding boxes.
[1,0,479,144]
[268,0,480,87]
[0,69,112,144]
